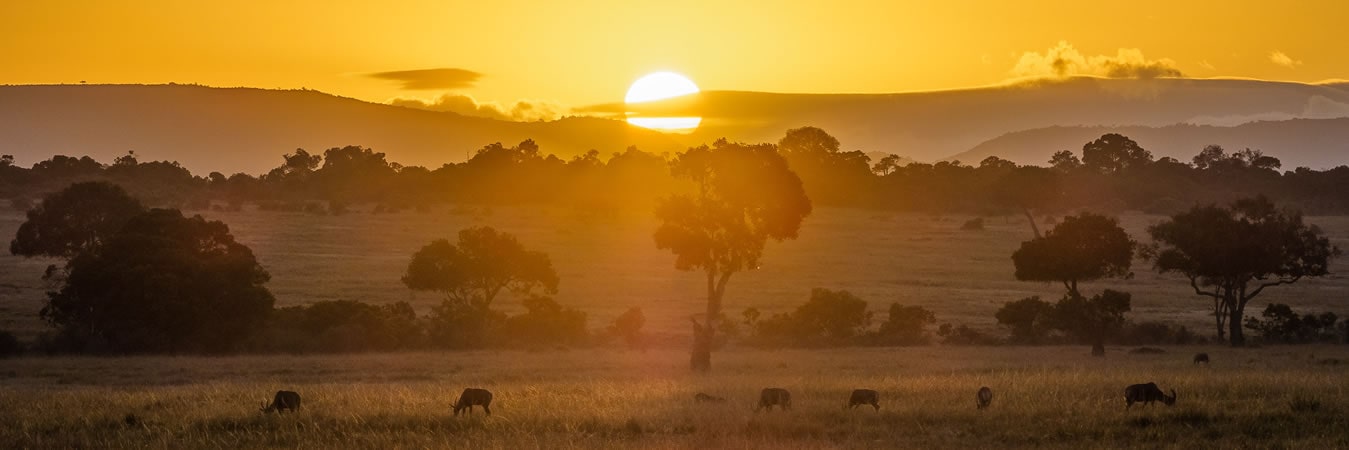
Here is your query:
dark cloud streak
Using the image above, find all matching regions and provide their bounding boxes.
[368,68,482,90]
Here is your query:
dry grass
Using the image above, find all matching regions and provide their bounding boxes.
[3,206,1347,341]
[2,346,1347,448]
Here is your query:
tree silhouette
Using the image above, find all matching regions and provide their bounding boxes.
[1081,133,1153,174]
[41,209,273,353]
[995,296,1055,344]
[1011,213,1134,297]
[10,181,145,260]
[403,226,559,347]
[1147,196,1341,346]
[653,139,811,371]
[1052,289,1131,355]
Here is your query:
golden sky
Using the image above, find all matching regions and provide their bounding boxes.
[4,0,1346,115]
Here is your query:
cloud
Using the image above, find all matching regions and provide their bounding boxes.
[368,68,482,90]
[1010,41,1183,80]
[1269,51,1302,68]
[391,93,565,122]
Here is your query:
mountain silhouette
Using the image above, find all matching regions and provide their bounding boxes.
[0,84,684,174]
[947,118,1349,169]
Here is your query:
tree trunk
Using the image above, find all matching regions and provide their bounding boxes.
[690,325,712,372]
[1228,302,1246,347]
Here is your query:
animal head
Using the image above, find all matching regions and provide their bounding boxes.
[1163,389,1177,406]
[259,401,274,414]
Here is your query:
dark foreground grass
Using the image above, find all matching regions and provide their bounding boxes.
[2,346,1347,449]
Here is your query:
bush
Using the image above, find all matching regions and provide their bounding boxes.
[500,296,588,346]
[1245,304,1341,344]
[608,307,646,348]
[1118,321,1197,345]
[247,300,423,353]
[937,323,1001,345]
[875,304,936,345]
[751,288,872,346]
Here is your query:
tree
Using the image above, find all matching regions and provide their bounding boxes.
[1148,196,1341,346]
[992,166,1062,237]
[609,307,646,348]
[41,209,274,353]
[872,154,904,176]
[403,226,559,346]
[1081,134,1153,174]
[792,288,872,340]
[1011,213,1135,297]
[1048,150,1082,172]
[10,182,145,260]
[877,304,936,345]
[1052,290,1131,356]
[653,139,811,371]
[995,296,1055,344]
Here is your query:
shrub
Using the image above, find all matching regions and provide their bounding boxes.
[500,296,588,346]
[875,304,936,345]
[960,217,985,230]
[608,307,645,348]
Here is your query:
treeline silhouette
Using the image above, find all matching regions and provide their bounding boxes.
[4,128,1349,215]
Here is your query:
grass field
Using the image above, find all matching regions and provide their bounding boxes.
[2,346,1347,448]
[2,206,1348,341]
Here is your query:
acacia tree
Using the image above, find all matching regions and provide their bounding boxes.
[1147,196,1341,346]
[1011,213,1135,297]
[654,139,811,371]
[402,226,559,347]
[10,181,145,260]
[42,209,274,353]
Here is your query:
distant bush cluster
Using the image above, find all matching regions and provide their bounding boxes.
[741,288,938,347]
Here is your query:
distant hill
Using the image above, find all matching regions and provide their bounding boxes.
[617,77,1349,165]
[946,118,1349,169]
[0,84,685,174]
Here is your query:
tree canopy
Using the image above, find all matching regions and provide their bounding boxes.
[10,181,145,259]
[403,226,559,310]
[41,208,274,353]
[1147,196,1341,346]
[1011,213,1135,296]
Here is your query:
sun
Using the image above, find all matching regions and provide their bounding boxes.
[625,71,702,131]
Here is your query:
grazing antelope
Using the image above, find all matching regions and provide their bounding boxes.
[846,389,880,411]
[1193,353,1210,365]
[453,388,494,416]
[260,390,301,414]
[756,388,791,412]
[976,387,993,410]
[1123,383,1176,409]
[694,392,727,403]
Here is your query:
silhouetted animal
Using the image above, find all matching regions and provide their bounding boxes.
[1123,383,1176,409]
[976,386,993,410]
[1193,353,1210,365]
[453,388,494,416]
[756,388,791,412]
[694,392,726,403]
[846,389,880,411]
[260,390,301,414]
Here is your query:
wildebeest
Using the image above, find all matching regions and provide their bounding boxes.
[1123,383,1176,409]
[453,388,494,416]
[1193,353,1210,365]
[260,390,301,414]
[846,389,880,411]
[694,392,727,403]
[976,386,993,410]
[756,388,791,412]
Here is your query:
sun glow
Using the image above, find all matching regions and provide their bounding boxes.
[624,71,701,132]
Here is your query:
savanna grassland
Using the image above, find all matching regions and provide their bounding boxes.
[1,346,1347,449]
[3,206,1347,341]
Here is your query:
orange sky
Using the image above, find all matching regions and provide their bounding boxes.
[4,1,1346,114]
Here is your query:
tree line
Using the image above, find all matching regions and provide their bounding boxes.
[1,131,1345,364]
[4,129,1349,216]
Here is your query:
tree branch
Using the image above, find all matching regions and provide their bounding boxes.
[1245,275,1301,301]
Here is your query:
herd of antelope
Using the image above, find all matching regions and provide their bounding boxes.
[258,353,1211,416]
